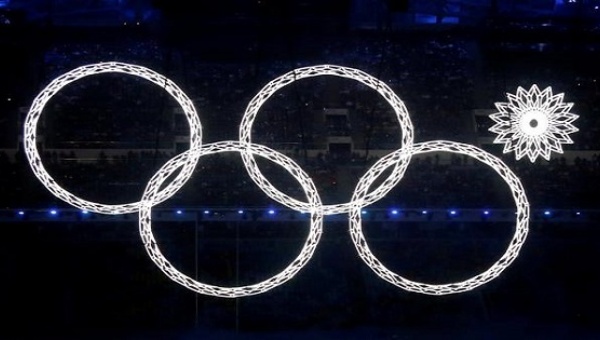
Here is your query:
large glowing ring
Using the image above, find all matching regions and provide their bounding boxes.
[23,62,202,215]
[139,140,323,298]
[349,140,529,295]
[240,64,414,215]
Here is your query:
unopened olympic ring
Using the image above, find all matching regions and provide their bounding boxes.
[23,62,530,297]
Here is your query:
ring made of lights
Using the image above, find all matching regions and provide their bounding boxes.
[23,62,202,214]
[349,140,529,295]
[489,84,579,162]
[24,62,530,297]
[139,141,323,297]
[240,65,414,215]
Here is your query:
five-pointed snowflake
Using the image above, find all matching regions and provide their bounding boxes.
[489,85,579,162]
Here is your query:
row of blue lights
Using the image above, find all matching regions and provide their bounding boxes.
[13,208,583,217]
[15,208,278,216]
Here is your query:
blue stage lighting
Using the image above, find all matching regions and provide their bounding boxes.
[176,209,183,215]
[49,209,58,216]
[268,209,275,215]
[17,210,25,216]
[421,210,428,215]
[449,210,457,216]
[203,210,210,215]
[483,210,490,215]
[544,210,551,216]
[391,209,399,215]
[238,210,244,214]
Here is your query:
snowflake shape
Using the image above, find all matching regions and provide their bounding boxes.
[489,85,579,162]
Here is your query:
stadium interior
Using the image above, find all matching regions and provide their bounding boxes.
[0,0,599,338]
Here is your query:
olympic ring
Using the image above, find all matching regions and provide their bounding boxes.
[240,65,414,215]
[23,62,202,215]
[349,140,529,295]
[139,141,323,298]
[23,62,530,297]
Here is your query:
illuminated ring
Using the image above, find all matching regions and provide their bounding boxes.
[139,140,323,298]
[240,65,414,215]
[23,62,202,215]
[349,140,529,295]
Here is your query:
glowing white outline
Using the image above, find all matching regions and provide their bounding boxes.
[23,62,202,215]
[139,141,323,298]
[349,140,529,295]
[240,65,414,215]
[21,62,533,297]
[489,85,579,162]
